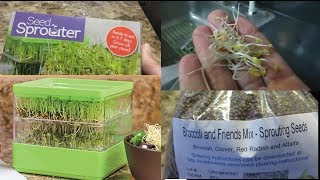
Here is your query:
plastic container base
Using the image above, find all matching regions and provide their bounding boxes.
[12,142,127,180]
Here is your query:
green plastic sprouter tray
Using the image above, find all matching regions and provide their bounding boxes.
[13,78,133,101]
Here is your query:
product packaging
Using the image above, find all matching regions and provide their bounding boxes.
[0,12,141,75]
[164,91,318,179]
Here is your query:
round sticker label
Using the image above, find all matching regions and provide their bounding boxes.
[106,26,138,57]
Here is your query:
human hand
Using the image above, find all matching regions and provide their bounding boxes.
[141,43,161,75]
[179,10,309,90]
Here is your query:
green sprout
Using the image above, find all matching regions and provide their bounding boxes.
[16,95,132,123]
[16,117,126,151]
[130,131,147,147]
[1,33,141,75]
[189,6,279,84]
[129,124,161,151]
[15,94,132,151]
[41,40,141,75]
[1,35,57,74]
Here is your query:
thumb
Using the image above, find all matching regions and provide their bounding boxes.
[141,43,161,75]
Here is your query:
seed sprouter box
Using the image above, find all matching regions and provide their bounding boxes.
[12,78,134,179]
[0,12,141,75]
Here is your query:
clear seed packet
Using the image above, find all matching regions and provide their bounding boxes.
[164,91,318,179]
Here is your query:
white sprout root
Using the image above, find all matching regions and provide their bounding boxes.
[145,123,161,151]
[188,4,280,87]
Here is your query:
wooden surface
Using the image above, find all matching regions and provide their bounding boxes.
[160,91,180,179]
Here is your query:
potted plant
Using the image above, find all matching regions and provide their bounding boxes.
[124,124,161,180]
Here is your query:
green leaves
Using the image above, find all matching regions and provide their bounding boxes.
[130,131,146,146]
[2,34,141,75]
[15,95,132,151]
[42,40,140,75]
[16,95,131,123]
[21,120,117,151]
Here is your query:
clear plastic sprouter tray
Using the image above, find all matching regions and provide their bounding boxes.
[13,78,134,151]
[14,113,132,151]
[14,78,133,123]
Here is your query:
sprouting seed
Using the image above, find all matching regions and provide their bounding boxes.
[15,94,132,151]
[188,4,279,86]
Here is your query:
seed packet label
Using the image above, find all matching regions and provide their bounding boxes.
[11,12,85,42]
[172,112,318,179]
[106,26,138,57]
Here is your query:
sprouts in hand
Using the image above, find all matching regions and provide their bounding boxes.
[190,7,279,82]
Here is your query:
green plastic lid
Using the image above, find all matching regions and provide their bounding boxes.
[13,78,133,101]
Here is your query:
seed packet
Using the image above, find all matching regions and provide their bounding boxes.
[0,12,141,75]
[163,91,318,179]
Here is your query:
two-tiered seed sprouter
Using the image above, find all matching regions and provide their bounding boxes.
[13,78,133,151]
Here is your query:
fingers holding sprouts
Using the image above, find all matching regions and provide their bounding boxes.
[188,8,279,84]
